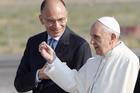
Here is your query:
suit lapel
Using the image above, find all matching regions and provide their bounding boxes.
[55,26,71,60]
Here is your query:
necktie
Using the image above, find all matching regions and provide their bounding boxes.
[49,38,56,49]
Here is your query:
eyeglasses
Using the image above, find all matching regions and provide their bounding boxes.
[43,16,67,26]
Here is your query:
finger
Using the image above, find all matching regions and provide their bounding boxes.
[43,64,47,69]
[39,41,47,52]
[45,44,54,52]
[42,41,47,45]
[39,45,44,52]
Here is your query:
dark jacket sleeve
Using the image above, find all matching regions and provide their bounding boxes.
[14,39,37,92]
[72,41,92,70]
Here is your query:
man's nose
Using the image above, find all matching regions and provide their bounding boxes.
[53,21,60,28]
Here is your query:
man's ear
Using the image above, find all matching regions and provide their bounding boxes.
[111,33,117,41]
[65,12,68,23]
[39,15,44,25]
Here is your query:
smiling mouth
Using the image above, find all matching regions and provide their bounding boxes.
[50,30,60,34]
[51,28,63,32]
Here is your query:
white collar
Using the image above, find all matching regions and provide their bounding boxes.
[48,34,62,41]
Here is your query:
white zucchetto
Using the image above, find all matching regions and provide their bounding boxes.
[97,16,120,34]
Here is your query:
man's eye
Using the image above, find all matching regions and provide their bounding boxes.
[59,18,65,22]
[47,19,54,23]
[94,35,100,40]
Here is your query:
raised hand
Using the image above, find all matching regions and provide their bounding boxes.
[39,41,54,63]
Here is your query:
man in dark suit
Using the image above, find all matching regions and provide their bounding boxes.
[14,0,92,93]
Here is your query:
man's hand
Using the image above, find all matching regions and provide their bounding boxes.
[39,41,54,63]
[38,65,49,80]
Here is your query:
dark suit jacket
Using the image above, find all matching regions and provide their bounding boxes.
[14,27,92,93]
[134,70,140,93]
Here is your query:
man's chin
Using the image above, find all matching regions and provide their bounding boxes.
[51,31,64,37]
[49,32,60,37]
[53,33,61,37]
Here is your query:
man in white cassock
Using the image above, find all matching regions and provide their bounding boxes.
[39,16,140,93]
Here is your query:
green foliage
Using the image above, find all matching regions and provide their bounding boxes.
[0,2,140,54]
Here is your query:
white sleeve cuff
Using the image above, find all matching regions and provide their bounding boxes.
[44,57,77,92]
[36,70,42,83]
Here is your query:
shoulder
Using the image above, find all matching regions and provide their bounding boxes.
[25,31,47,47]
[115,42,139,66]
[121,42,139,62]
[28,31,47,41]
[68,28,88,44]
[62,27,89,48]
[27,31,47,43]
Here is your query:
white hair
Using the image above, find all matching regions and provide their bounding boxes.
[104,27,120,39]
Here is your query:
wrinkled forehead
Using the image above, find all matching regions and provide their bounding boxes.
[90,21,103,32]
[90,21,110,35]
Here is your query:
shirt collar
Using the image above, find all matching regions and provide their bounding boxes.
[47,32,64,41]
[104,41,123,57]
[99,41,122,58]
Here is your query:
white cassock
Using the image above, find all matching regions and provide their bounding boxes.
[44,41,139,93]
